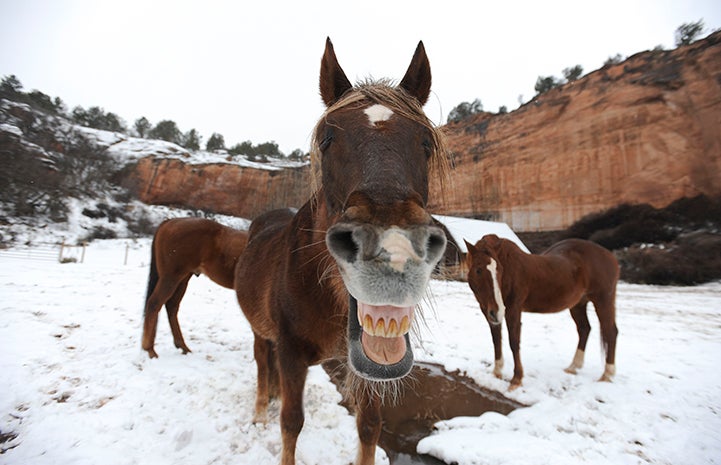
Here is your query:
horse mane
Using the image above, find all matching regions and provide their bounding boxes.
[309,79,451,197]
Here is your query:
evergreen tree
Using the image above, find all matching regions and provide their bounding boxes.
[534,76,562,95]
[255,141,281,157]
[229,140,255,156]
[148,120,182,145]
[562,65,583,82]
[447,98,484,123]
[206,132,226,151]
[675,19,705,46]
[0,74,22,95]
[134,117,151,138]
[183,129,201,151]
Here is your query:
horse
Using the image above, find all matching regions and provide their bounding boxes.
[465,234,619,390]
[141,217,249,358]
[234,38,450,465]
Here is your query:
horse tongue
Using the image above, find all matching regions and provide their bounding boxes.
[361,332,406,365]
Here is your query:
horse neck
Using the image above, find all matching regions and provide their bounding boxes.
[290,196,348,313]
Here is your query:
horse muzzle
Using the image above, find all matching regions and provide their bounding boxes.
[326,222,446,379]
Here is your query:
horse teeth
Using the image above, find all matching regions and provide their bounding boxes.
[363,315,374,334]
[400,316,410,334]
[388,319,398,336]
[375,318,385,336]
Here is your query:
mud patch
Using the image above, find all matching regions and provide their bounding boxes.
[324,361,523,464]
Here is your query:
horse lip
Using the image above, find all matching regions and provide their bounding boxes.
[347,296,414,380]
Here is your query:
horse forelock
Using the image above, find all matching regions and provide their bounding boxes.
[309,80,450,198]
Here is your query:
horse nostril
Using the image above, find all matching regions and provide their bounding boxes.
[327,227,359,263]
[425,228,447,264]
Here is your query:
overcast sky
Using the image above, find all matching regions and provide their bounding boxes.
[1,0,719,154]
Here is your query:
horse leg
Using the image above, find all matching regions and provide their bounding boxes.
[506,307,523,390]
[141,277,181,358]
[489,320,504,378]
[268,342,280,399]
[165,276,192,354]
[277,349,309,465]
[354,387,382,465]
[565,299,591,374]
[252,333,272,424]
[593,294,618,382]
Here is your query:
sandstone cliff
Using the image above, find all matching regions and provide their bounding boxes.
[431,31,721,230]
[124,32,721,230]
[121,157,310,220]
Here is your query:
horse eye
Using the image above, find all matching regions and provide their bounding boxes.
[320,131,334,152]
[422,140,432,158]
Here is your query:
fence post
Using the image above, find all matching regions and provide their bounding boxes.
[124,243,129,266]
[58,241,65,263]
[81,242,87,263]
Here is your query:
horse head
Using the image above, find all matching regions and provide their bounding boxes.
[314,38,448,380]
[465,235,506,325]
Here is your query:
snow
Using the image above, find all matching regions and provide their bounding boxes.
[75,126,308,171]
[433,214,529,253]
[1,239,720,465]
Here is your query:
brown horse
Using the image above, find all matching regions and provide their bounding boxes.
[141,217,249,358]
[465,234,619,390]
[234,38,449,465]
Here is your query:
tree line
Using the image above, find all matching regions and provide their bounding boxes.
[0,75,306,161]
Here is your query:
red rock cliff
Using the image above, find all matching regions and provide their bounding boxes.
[123,158,310,220]
[430,31,721,230]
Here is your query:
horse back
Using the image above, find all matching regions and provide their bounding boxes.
[154,217,246,289]
[543,239,619,296]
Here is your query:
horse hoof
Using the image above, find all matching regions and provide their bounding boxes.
[564,367,578,375]
[146,349,158,359]
[508,381,522,391]
[598,374,614,383]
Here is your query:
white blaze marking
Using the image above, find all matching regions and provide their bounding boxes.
[487,258,506,322]
[364,104,394,125]
[381,229,420,272]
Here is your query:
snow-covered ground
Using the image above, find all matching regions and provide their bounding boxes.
[1,239,720,465]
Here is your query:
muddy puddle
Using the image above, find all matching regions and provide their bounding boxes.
[323,361,524,464]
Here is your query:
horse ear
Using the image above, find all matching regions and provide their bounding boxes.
[463,239,475,252]
[319,37,353,107]
[399,41,431,106]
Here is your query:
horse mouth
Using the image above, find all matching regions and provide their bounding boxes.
[348,297,414,380]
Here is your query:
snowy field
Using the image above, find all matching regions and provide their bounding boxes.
[1,239,720,465]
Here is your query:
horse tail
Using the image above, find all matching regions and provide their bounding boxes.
[144,235,159,316]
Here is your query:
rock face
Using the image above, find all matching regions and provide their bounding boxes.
[430,31,721,231]
[125,32,721,230]
[122,157,311,220]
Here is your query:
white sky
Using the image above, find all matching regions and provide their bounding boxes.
[1,0,719,154]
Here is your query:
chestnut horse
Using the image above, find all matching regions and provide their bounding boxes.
[465,234,619,390]
[234,39,449,465]
[141,217,249,358]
